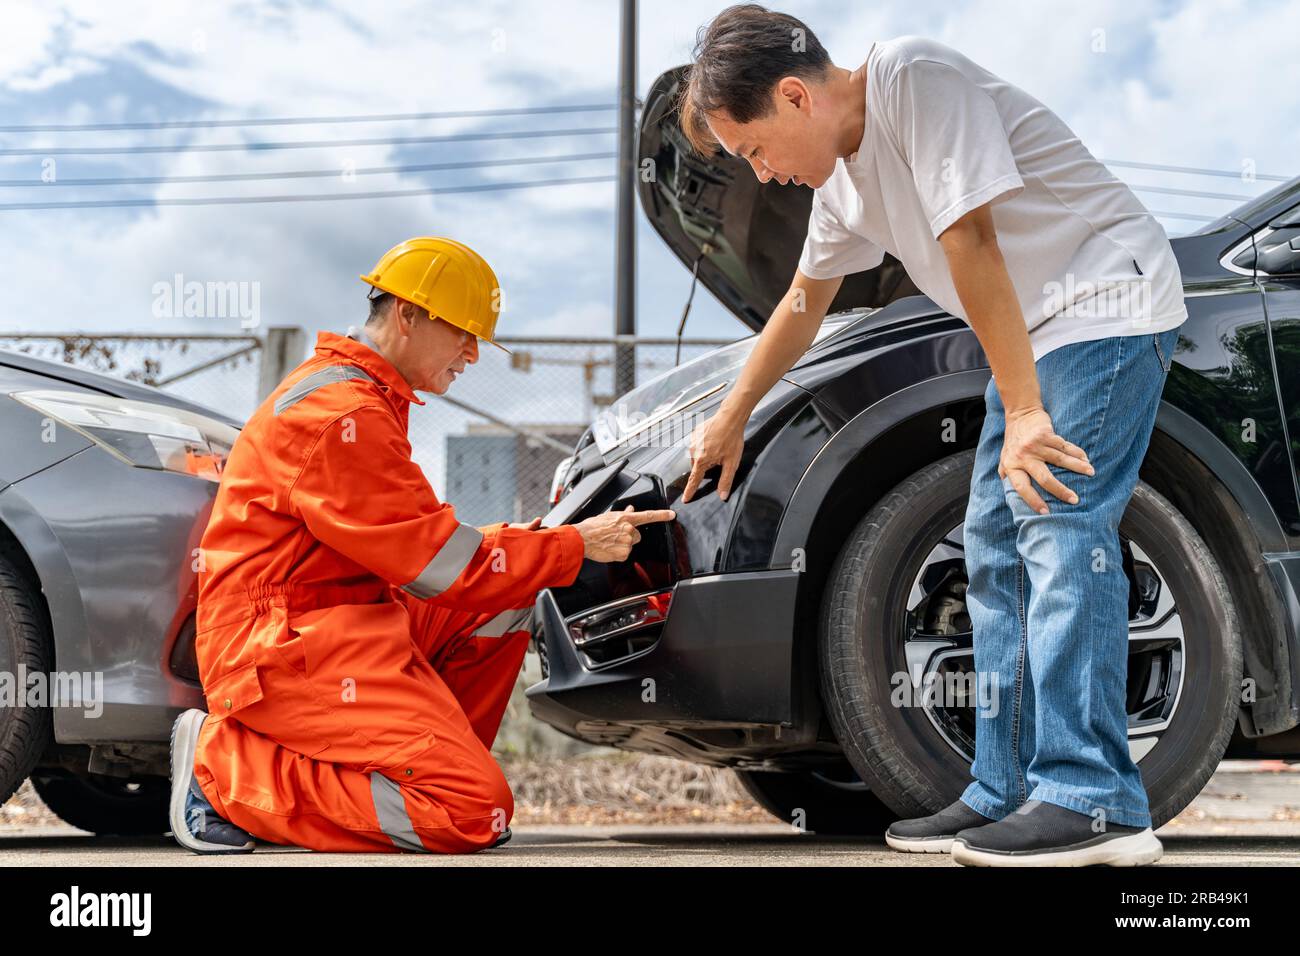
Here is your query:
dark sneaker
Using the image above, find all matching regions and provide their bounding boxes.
[885,798,1000,853]
[951,799,1162,867]
[489,826,512,848]
[169,708,255,854]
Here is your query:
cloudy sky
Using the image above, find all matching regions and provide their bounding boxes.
[1,0,1296,350]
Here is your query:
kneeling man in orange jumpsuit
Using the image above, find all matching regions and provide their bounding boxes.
[169,236,674,854]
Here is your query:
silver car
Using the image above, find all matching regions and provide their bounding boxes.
[0,349,238,834]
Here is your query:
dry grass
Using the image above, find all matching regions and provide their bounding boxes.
[0,780,62,829]
[503,753,774,825]
[0,756,775,829]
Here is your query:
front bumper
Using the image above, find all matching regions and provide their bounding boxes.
[524,568,801,758]
[528,385,831,761]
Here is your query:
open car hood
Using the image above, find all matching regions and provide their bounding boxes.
[637,66,921,331]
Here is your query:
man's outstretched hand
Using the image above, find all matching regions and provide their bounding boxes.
[574,505,676,562]
[683,410,745,502]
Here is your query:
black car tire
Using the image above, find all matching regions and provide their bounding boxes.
[734,766,899,835]
[0,552,53,808]
[31,770,169,836]
[819,449,1242,830]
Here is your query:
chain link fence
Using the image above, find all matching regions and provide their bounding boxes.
[0,330,737,508]
[414,336,733,521]
[0,332,265,420]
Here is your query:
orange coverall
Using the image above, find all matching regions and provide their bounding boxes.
[190,329,585,852]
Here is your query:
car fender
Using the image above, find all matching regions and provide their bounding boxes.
[0,460,91,680]
[772,368,992,564]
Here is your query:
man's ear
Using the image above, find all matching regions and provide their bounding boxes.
[777,76,811,114]
[396,299,418,334]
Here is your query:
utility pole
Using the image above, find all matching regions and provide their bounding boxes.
[613,0,637,397]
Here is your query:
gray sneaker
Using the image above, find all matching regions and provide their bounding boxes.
[885,798,1000,853]
[169,709,255,855]
[951,799,1163,867]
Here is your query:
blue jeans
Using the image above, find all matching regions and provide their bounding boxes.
[958,325,1181,830]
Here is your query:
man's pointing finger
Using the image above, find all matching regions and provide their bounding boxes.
[624,509,677,526]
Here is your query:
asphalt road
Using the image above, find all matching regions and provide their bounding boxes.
[0,820,1295,866]
[2,762,1297,866]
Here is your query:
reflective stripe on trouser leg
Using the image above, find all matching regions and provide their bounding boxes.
[368,773,429,852]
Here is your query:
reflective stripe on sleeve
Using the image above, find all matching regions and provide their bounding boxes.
[475,605,533,638]
[368,773,428,852]
[274,365,375,416]
[400,523,484,599]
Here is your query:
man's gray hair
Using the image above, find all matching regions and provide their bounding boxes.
[366,290,395,326]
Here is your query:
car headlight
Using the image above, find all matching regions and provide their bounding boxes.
[10,389,240,483]
[548,455,576,506]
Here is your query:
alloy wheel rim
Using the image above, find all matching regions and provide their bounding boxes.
[900,522,1186,765]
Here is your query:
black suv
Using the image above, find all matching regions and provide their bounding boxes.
[528,67,1300,834]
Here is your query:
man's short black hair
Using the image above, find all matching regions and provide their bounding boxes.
[366,290,394,325]
[679,4,831,155]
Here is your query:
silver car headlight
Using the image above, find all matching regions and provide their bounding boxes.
[10,389,240,483]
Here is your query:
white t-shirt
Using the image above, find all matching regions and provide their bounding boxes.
[798,36,1188,361]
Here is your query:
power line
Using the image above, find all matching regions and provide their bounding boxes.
[0,126,617,157]
[0,183,1239,223]
[0,162,1236,200]
[0,151,616,187]
[1101,158,1289,183]
[0,104,618,133]
[0,192,1227,222]
[1128,183,1256,202]
[0,174,615,211]
[2,106,1279,191]
[1148,209,1216,222]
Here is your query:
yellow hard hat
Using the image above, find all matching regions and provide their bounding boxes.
[360,237,510,354]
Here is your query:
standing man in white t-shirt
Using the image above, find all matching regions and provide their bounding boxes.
[679,4,1185,867]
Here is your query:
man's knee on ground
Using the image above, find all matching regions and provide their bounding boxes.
[442,785,514,853]
[430,754,514,845]
[387,763,513,853]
